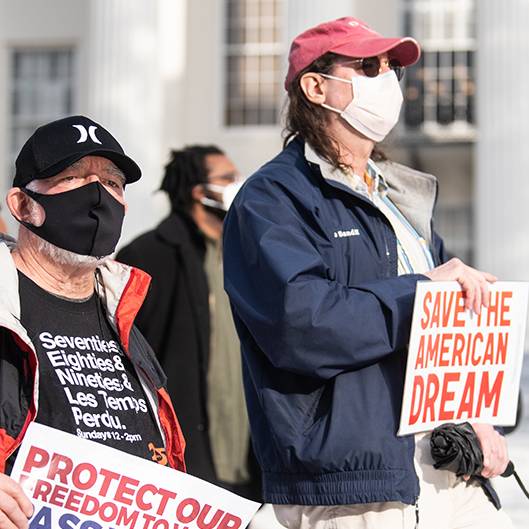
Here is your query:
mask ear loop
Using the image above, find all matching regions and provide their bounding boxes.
[320,73,352,84]
[319,73,352,114]
[321,103,342,114]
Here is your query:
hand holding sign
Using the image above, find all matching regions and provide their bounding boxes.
[10,423,260,529]
[0,472,33,529]
[423,258,497,314]
[399,281,528,436]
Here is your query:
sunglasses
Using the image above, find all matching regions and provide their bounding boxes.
[340,56,405,81]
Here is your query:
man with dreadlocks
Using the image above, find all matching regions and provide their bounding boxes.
[117,146,260,500]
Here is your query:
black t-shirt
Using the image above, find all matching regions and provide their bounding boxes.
[16,271,167,465]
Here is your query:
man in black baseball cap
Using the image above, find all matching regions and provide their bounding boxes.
[10,114,141,257]
[0,115,186,529]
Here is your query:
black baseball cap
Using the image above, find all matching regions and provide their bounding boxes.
[13,115,142,188]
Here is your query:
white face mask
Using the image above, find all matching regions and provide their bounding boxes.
[200,180,244,212]
[321,70,403,142]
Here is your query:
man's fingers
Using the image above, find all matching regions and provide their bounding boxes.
[0,474,33,529]
[473,280,482,315]
[481,271,498,283]
[0,481,32,519]
[459,278,475,311]
[0,511,19,529]
[480,436,509,478]
[478,275,490,310]
[0,493,29,529]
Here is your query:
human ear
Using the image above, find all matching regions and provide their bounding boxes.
[6,188,45,226]
[191,184,206,202]
[299,72,327,105]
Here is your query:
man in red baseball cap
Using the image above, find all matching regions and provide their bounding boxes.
[284,16,420,89]
[223,17,512,529]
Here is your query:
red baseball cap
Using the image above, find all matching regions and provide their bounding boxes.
[285,17,421,90]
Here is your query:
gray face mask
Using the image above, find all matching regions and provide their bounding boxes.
[200,181,244,212]
[321,70,404,142]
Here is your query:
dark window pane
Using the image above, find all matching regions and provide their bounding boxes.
[10,48,75,165]
[404,56,425,128]
[402,0,475,131]
[224,0,283,126]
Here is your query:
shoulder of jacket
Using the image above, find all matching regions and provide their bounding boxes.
[244,148,316,194]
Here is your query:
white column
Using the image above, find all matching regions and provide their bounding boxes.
[84,0,185,246]
[475,0,529,280]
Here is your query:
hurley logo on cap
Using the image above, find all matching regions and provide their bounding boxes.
[13,115,142,188]
[72,124,102,144]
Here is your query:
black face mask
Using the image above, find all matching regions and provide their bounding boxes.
[21,182,125,257]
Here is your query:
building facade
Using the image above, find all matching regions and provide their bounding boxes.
[0,0,524,283]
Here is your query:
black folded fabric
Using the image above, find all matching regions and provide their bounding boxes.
[430,422,529,501]
[430,422,484,477]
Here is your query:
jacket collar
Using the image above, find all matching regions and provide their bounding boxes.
[298,138,438,244]
[376,159,438,245]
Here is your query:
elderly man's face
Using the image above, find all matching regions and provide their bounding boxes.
[31,155,126,205]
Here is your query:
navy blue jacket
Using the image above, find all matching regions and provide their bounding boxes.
[223,138,447,506]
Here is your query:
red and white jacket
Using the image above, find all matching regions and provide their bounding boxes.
[0,241,186,473]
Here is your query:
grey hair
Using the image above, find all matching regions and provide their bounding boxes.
[27,231,110,269]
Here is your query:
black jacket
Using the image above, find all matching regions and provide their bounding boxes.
[117,212,215,481]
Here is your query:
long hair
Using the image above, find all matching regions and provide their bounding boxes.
[160,145,224,212]
[283,52,387,168]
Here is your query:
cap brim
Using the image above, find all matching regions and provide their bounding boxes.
[35,149,142,185]
[330,36,421,67]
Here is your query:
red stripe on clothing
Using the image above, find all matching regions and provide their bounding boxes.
[115,268,151,352]
[158,387,186,471]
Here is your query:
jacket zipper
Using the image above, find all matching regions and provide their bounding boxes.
[378,214,393,278]
[383,232,391,277]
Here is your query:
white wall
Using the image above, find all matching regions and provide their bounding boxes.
[0,0,459,248]
[475,0,529,280]
[0,0,87,235]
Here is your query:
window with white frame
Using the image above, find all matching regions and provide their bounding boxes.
[10,48,74,166]
[225,0,284,126]
[402,0,475,138]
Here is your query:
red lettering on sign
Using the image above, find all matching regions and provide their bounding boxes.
[423,374,440,423]
[218,513,242,529]
[114,475,140,506]
[22,446,49,473]
[476,371,504,417]
[420,291,432,329]
[456,372,475,419]
[439,372,460,421]
[33,479,52,502]
[500,292,512,326]
[409,376,424,425]
[47,454,73,484]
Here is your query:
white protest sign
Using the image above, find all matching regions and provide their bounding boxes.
[11,423,261,529]
[398,281,528,436]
